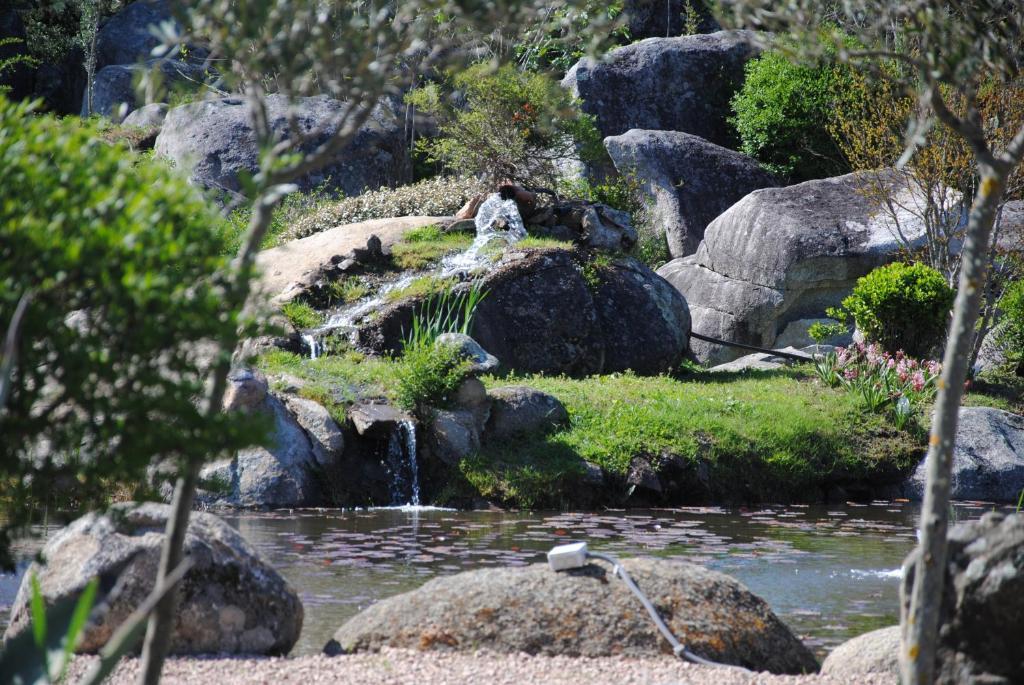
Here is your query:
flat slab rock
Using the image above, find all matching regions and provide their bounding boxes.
[326,557,818,675]
[254,216,443,304]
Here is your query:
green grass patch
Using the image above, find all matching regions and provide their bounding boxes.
[323,277,371,306]
[519,237,575,251]
[390,227,474,271]
[962,372,1024,415]
[280,301,324,330]
[386,275,457,303]
[463,366,923,508]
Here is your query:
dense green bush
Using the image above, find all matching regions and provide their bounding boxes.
[730,49,853,182]
[995,278,1024,375]
[0,96,254,565]
[832,262,955,358]
[406,64,602,187]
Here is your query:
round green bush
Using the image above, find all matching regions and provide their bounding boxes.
[730,50,853,182]
[0,96,253,561]
[837,262,955,358]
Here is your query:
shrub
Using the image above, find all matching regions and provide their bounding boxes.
[394,342,470,413]
[730,48,854,181]
[281,301,323,330]
[832,262,955,358]
[0,97,253,565]
[995,279,1024,375]
[286,176,487,241]
[406,63,602,187]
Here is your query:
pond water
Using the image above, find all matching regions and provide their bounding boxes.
[0,501,1003,660]
[219,501,1000,658]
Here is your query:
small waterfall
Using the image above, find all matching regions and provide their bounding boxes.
[301,333,320,360]
[301,193,526,359]
[385,419,420,506]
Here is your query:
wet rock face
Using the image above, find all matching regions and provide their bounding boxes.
[561,31,758,146]
[155,95,410,198]
[604,129,778,258]
[326,557,819,674]
[356,250,691,376]
[4,503,303,656]
[902,512,1024,684]
[657,170,930,365]
[904,407,1024,504]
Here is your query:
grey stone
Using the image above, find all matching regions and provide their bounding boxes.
[284,396,345,467]
[223,367,269,411]
[123,102,169,128]
[604,129,778,257]
[4,503,302,655]
[95,0,178,70]
[820,626,900,679]
[348,402,412,438]
[326,558,818,673]
[562,31,758,146]
[902,512,1024,683]
[203,391,321,507]
[83,60,205,118]
[707,348,811,373]
[155,95,411,198]
[485,386,568,441]
[622,0,720,38]
[658,170,929,365]
[435,333,500,374]
[428,408,481,466]
[905,407,1024,503]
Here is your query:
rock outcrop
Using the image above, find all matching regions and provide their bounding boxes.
[904,406,1024,503]
[122,102,169,128]
[155,95,411,199]
[326,558,818,674]
[356,249,691,376]
[658,171,929,364]
[4,503,302,656]
[198,368,337,508]
[604,129,778,257]
[94,0,185,71]
[562,31,757,146]
[902,512,1024,683]
[820,626,900,680]
[484,386,568,441]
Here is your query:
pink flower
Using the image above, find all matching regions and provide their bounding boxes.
[844,368,859,380]
[912,371,926,393]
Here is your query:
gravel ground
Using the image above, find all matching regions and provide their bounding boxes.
[67,649,887,685]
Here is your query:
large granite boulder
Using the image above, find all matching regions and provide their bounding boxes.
[326,558,818,674]
[902,512,1024,683]
[82,60,205,118]
[155,95,411,198]
[820,625,900,679]
[4,503,302,655]
[904,406,1024,503]
[605,129,778,257]
[622,0,720,38]
[356,249,691,376]
[561,31,757,146]
[658,170,928,364]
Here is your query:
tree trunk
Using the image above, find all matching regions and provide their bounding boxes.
[899,168,1006,685]
[136,199,276,685]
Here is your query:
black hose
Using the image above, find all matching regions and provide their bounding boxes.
[689,331,815,362]
[586,551,749,671]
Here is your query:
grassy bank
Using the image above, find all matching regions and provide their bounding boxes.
[464,367,924,508]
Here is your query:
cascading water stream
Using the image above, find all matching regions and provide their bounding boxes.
[300,193,526,358]
[385,419,420,506]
